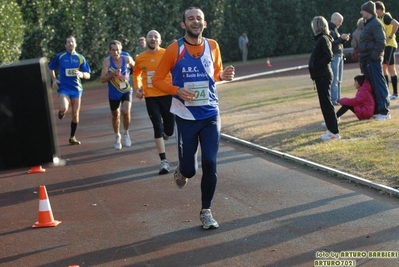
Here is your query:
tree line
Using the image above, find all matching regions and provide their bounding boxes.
[2,0,398,80]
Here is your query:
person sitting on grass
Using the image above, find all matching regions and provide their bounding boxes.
[322,75,375,126]
[334,75,375,123]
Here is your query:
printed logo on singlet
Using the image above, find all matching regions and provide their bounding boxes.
[182,67,199,73]
[63,58,80,64]
[202,57,211,68]
[182,66,207,78]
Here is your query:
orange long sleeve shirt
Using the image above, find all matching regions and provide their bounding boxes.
[132,48,172,97]
[152,38,224,95]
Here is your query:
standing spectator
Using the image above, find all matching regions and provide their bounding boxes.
[337,75,375,121]
[100,40,135,150]
[351,18,364,63]
[238,32,249,62]
[152,7,235,229]
[375,1,399,100]
[359,1,391,121]
[48,35,91,145]
[329,12,351,105]
[133,30,175,175]
[133,37,147,60]
[308,16,340,140]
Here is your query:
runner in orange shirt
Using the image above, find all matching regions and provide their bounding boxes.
[133,30,175,175]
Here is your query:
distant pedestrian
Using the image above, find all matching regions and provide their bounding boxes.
[238,32,249,62]
[133,37,147,60]
[359,1,391,121]
[329,12,350,105]
[308,16,340,140]
[375,1,399,100]
[48,35,91,145]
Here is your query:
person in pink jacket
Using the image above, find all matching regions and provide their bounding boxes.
[337,75,375,120]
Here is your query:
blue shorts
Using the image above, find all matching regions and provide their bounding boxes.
[58,89,82,99]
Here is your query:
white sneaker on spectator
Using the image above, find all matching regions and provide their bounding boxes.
[390,94,398,100]
[321,130,340,141]
[375,114,391,121]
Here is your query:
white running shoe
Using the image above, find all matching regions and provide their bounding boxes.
[123,132,131,147]
[174,168,188,188]
[114,133,122,150]
[321,130,341,141]
[390,94,398,100]
[159,159,170,175]
[200,209,219,230]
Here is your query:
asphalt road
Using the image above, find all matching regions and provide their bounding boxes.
[0,56,398,267]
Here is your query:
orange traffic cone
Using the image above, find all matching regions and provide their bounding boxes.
[28,166,46,174]
[32,185,61,228]
[266,58,272,67]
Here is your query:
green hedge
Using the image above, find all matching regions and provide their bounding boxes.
[2,0,398,79]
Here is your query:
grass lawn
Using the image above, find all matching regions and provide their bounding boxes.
[218,66,399,189]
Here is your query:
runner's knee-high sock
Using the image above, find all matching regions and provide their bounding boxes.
[71,121,78,137]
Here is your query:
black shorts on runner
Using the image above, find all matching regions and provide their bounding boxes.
[109,92,132,111]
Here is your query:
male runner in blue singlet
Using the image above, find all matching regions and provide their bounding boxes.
[100,40,135,150]
[48,35,91,145]
[153,7,235,230]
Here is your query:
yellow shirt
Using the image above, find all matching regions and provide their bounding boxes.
[133,48,172,97]
[379,12,397,48]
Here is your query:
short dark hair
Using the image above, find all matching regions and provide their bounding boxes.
[182,6,202,22]
[354,75,366,86]
[375,1,385,12]
[66,35,76,42]
[108,40,122,50]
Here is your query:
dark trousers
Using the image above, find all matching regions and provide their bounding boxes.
[361,59,390,115]
[315,76,339,134]
[175,114,220,209]
[336,105,354,118]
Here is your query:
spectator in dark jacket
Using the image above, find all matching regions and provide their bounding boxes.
[359,1,391,121]
[329,12,351,105]
[309,16,340,140]
[337,75,375,120]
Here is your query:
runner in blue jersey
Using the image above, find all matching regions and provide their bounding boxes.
[48,35,91,145]
[100,40,135,150]
[153,7,235,230]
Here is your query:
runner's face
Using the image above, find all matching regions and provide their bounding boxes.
[183,9,206,38]
[146,31,161,50]
[109,44,121,60]
[65,37,76,52]
[138,39,146,48]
